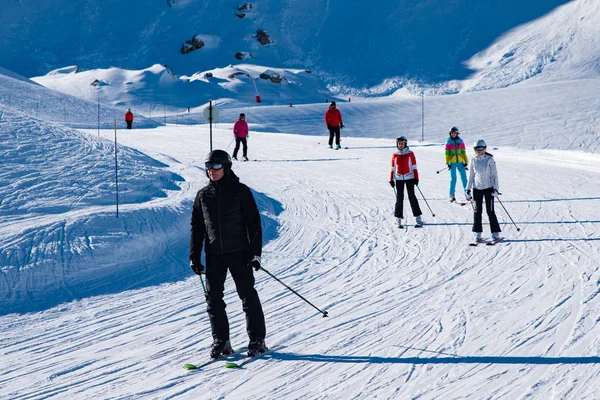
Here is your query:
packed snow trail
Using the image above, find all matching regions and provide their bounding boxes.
[2,123,600,399]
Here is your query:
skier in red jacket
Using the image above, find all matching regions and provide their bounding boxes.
[389,136,423,228]
[324,101,344,149]
[125,109,134,129]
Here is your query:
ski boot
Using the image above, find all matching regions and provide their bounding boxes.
[335,144,341,150]
[232,156,238,161]
[328,144,333,149]
[415,215,423,228]
[210,339,234,360]
[242,156,249,161]
[248,338,267,357]
[449,195,456,203]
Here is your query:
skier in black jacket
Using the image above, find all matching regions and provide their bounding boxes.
[189,149,267,359]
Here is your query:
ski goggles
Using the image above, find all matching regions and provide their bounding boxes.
[205,162,224,170]
[474,147,486,151]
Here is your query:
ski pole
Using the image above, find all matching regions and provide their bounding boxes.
[496,196,521,231]
[225,136,235,151]
[198,274,207,295]
[436,165,450,174]
[415,185,435,217]
[392,183,403,227]
[260,266,329,318]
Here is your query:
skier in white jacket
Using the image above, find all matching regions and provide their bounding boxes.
[466,140,501,243]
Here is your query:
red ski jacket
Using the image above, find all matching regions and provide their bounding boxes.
[324,108,343,127]
[125,111,134,122]
[389,148,419,181]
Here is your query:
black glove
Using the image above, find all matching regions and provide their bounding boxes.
[466,189,472,201]
[340,123,344,129]
[447,163,451,169]
[414,179,419,186]
[463,162,469,171]
[190,260,204,275]
[389,180,395,188]
[248,256,261,271]
[327,124,331,130]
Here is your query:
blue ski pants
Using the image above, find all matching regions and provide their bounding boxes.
[449,163,468,196]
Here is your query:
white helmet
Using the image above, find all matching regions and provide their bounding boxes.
[473,139,487,150]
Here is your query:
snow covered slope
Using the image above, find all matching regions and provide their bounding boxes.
[2,119,600,398]
[463,0,600,90]
[0,109,185,313]
[1,0,570,87]
[31,63,332,110]
[0,67,158,129]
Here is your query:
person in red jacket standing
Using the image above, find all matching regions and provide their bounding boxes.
[125,109,134,129]
[324,101,344,149]
[389,136,423,228]
[232,113,249,161]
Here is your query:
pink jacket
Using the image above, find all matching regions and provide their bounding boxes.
[233,119,248,138]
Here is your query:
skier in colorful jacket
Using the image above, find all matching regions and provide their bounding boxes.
[324,101,344,149]
[389,136,423,227]
[125,109,134,129]
[232,113,249,161]
[466,139,501,242]
[445,126,468,202]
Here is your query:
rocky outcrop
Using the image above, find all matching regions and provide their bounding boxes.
[235,52,252,60]
[255,29,272,45]
[180,36,205,54]
[237,3,253,11]
[227,71,250,79]
[259,70,282,83]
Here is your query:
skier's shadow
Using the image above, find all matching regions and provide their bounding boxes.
[261,352,600,365]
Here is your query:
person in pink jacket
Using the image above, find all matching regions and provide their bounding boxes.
[232,113,249,161]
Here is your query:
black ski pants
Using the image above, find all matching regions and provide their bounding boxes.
[232,137,248,158]
[126,120,132,129]
[205,251,266,341]
[472,187,501,234]
[328,126,341,146]
[394,179,422,219]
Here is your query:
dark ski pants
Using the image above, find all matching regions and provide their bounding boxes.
[205,252,266,341]
[232,137,248,158]
[126,121,133,129]
[328,126,341,146]
[472,187,501,234]
[394,179,422,219]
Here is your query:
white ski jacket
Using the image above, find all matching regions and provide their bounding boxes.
[467,153,499,192]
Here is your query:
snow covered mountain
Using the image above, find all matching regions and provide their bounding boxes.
[0,0,575,88]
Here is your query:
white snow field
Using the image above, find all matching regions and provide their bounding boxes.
[3,0,600,397]
[2,73,600,399]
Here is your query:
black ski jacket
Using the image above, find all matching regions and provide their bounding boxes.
[189,172,262,264]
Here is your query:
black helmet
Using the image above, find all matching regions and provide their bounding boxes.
[205,149,232,176]
[396,136,408,145]
[239,113,245,118]
[449,126,459,134]
[205,149,232,164]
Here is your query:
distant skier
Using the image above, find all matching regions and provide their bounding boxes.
[324,101,344,149]
[189,149,267,359]
[389,136,423,228]
[125,109,134,129]
[232,113,249,161]
[445,126,469,202]
[466,139,502,244]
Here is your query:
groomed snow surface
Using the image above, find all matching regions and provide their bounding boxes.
[2,74,600,399]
